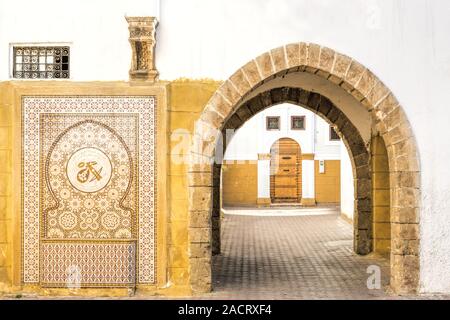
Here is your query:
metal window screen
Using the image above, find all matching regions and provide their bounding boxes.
[13,46,70,79]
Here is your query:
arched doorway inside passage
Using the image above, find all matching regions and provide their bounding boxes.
[270,137,302,204]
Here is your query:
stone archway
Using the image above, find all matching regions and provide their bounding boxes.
[188,43,420,295]
[217,87,371,257]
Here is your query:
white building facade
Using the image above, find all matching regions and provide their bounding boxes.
[223,103,347,208]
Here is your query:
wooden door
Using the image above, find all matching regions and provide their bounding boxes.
[270,138,301,203]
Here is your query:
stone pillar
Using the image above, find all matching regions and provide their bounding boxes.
[211,164,221,255]
[371,136,391,255]
[257,153,271,205]
[301,158,316,206]
[125,16,158,82]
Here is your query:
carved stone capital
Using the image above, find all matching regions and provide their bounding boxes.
[125,16,159,82]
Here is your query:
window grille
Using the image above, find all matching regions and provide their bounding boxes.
[13,46,70,79]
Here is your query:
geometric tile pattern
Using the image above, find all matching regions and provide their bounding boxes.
[41,243,136,287]
[22,96,156,285]
[40,115,138,240]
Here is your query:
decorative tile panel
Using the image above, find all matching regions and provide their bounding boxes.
[22,97,156,286]
[40,115,138,240]
[41,243,136,287]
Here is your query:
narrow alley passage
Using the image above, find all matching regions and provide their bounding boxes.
[211,207,390,299]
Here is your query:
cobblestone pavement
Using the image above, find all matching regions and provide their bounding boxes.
[2,206,449,300]
[208,206,392,299]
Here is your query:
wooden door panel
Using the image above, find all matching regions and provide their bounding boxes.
[270,138,301,203]
[275,167,296,175]
[274,189,297,196]
[273,176,298,186]
[271,167,297,175]
[274,187,298,198]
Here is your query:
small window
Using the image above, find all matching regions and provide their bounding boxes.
[12,46,70,79]
[330,126,340,141]
[291,116,305,130]
[266,116,280,130]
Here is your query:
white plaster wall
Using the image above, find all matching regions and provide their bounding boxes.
[340,142,355,221]
[224,104,339,160]
[1,0,449,293]
[240,72,373,144]
[257,160,270,199]
[0,0,159,80]
[315,116,341,160]
[301,160,315,199]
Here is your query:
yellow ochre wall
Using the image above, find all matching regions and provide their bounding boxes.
[0,82,13,293]
[0,79,221,297]
[221,160,258,206]
[314,160,341,203]
[220,159,341,206]
[167,79,221,291]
